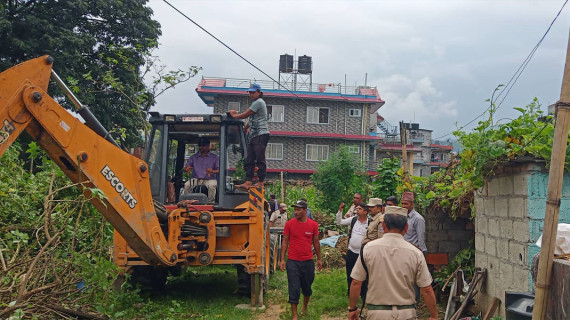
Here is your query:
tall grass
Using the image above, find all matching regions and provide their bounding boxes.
[265,183,320,208]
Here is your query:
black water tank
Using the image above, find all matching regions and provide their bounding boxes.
[279,54,293,73]
[298,55,312,74]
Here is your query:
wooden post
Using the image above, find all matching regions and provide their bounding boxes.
[532,26,570,320]
[250,274,256,307]
[409,151,414,176]
[280,171,285,204]
[256,273,263,307]
[400,122,408,180]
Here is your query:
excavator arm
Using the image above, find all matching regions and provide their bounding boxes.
[0,56,176,266]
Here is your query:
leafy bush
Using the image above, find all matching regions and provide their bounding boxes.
[370,157,401,200]
[406,99,556,218]
[311,145,367,214]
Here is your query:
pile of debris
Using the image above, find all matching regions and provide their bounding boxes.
[319,235,348,269]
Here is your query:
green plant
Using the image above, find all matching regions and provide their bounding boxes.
[370,157,401,200]
[434,240,475,286]
[234,158,246,182]
[402,98,557,218]
[311,145,367,215]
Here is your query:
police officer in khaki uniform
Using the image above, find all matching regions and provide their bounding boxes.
[361,198,384,246]
[348,206,438,320]
[269,203,288,228]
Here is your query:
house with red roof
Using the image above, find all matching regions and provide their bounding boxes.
[196,76,385,179]
[375,122,454,177]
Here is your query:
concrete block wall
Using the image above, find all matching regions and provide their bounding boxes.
[474,162,570,317]
[425,209,474,259]
[265,136,360,171]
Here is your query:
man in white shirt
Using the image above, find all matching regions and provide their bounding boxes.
[337,202,369,302]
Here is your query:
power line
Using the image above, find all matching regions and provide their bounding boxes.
[162,0,354,122]
[434,0,568,140]
[494,0,568,110]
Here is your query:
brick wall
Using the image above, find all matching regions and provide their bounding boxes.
[425,209,473,259]
[474,161,570,317]
[266,136,363,171]
[213,95,365,135]
[211,94,376,173]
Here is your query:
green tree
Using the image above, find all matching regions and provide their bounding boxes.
[0,0,162,146]
[370,157,401,201]
[311,145,367,214]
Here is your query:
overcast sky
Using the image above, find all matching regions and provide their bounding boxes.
[147,0,570,140]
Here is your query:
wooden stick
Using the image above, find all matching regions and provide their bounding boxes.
[483,297,500,320]
[0,246,6,271]
[41,304,109,320]
[532,26,570,320]
[250,273,256,307]
[272,237,278,273]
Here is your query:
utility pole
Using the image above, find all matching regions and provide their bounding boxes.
[532,26,570,320]
[400,121,408,181]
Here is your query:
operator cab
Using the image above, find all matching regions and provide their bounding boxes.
[145,112,249,208]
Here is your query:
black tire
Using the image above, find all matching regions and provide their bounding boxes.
[128,265,168,291]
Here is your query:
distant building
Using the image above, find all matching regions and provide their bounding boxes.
[193,55,452,179]
[375,121,453,177]
[195,76,385,180]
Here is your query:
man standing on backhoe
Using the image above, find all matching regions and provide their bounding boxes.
[229,83,269,189]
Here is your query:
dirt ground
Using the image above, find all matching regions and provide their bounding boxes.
[255,300,447,319]
[255,304,285,319]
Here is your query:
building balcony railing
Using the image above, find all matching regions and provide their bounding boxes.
[198,76,380,97]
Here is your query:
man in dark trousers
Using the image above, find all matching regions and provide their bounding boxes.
[280,200,323,320]
[336,203,369,301]
[229,83,269,189]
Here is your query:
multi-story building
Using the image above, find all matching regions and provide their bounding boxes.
[195,77,385,180]
[374,121,453,177]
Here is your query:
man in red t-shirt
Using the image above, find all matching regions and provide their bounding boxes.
[280,200,323,320]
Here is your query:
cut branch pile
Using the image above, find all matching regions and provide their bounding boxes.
[0,174,112,319]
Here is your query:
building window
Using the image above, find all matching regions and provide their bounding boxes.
[349,109,361,117]
[228,101,240,112]
[307,107,329,124]
[267,105,284,122]
[306,144,329,161]
[348,145,360,153]
[266,143,283,160]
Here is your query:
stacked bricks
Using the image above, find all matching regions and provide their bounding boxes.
[425,209,474,260]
